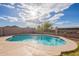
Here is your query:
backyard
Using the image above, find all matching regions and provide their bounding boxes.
[62,39,79,56]
[0,3,79,56]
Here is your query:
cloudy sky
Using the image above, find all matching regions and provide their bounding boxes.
[0,3,79,28]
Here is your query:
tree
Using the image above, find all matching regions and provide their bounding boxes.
[36,21,52,33]
[36,25,44,33]
[42,21,52,31]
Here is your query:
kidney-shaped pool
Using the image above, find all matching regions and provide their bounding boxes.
[6,34,66,46]
[3,34,78,55]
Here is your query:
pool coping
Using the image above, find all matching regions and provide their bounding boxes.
[0,34,78,56]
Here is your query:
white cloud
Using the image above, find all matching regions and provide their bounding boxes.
[0,3,16,8]
[2,4,15,8]
[52,3,73,13]
[0,16,18,22]
[55,21,70,25]
[18,3,73,23]
[0,3,73,27]
[6,16,18,22]
[0,17,7,20]
[46,13,64,23]
[18,4,53,21]
[25,22,38,28]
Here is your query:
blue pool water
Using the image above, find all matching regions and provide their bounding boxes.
[6,34,65,46]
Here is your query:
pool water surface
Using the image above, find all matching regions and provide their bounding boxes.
[6,34,65,46]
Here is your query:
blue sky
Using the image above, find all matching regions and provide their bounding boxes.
[54,3,79,28]
[0,3,79,28]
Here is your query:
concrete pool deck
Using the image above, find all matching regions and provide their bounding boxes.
[0,35,78,56]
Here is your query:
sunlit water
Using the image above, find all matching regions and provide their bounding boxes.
[6,34,65,46]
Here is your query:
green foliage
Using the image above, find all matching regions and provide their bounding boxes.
[36,21,52,33]
[36,25,44,33]
[42,21,52,31]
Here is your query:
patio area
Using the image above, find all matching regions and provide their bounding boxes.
[0,36,77,56]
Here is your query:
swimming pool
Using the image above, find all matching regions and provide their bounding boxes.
[6,34,65,46]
